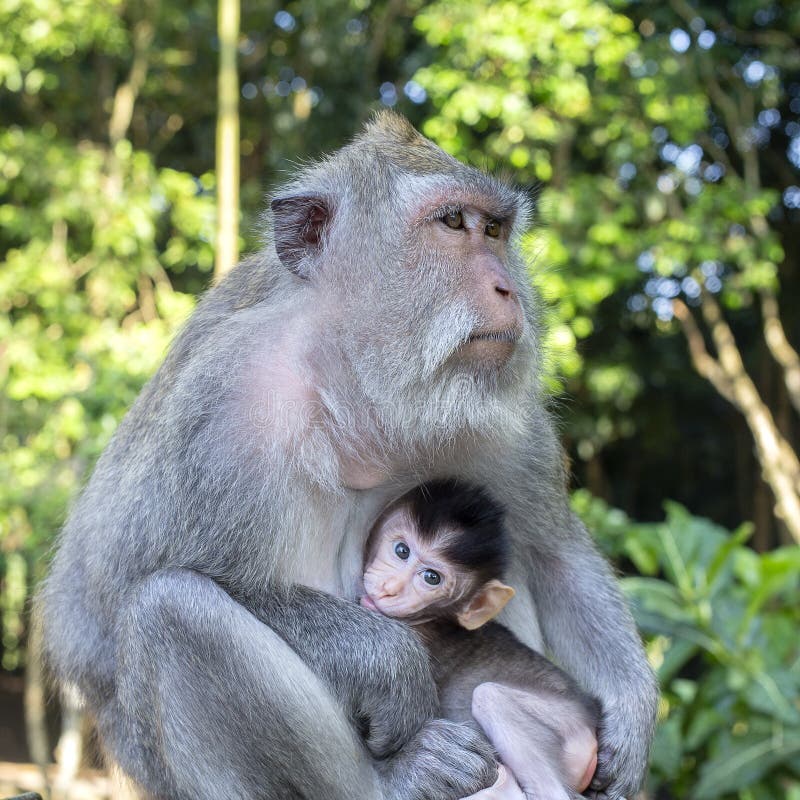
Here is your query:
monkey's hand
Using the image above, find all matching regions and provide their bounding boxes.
[586,698,653,800]
[460,764,525,799]
[377,719,498,800]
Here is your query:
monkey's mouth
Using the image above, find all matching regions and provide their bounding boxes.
[466,328,521,345]
[360,593,405,618]
[457,327,522,365]
[360,594,379,613]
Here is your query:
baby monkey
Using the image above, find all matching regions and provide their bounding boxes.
[361,480,600,800]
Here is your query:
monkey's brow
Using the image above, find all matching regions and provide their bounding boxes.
[397,171,521,223]
[423,199,515,225]
[419,553,450,573]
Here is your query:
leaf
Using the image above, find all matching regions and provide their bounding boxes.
[706,521,753,589]
[649,713,684,775]
[657,638,699,685]
[694,733,800,799]
[745,670,800,726]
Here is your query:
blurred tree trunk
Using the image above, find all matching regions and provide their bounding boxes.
[25,617,51,799]
[762,292,800,417]
[215,0,240,281]
[674,295,800,544]
[109,18,154,148]
[53,686,87,799]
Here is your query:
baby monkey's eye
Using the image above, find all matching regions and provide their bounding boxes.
[441,210,464,230]
[485,219,501,238]
[422,569,441,586]
[394,542,410,560]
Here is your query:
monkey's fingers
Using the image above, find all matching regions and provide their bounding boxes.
[589,738,637,800]
[459,764,526,799]
[589,698,650,800]
[588,745,612,791]
[378,719,498,800]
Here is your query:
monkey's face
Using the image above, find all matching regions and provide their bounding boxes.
[361,507,469,621]
[345,179,531,373]
[270,116,539,448]
[413,198,525,367]
[326,176,537,445]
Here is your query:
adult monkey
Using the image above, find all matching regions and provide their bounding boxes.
[39,112,657,800]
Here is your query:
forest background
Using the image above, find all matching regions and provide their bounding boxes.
[1,0,800,798]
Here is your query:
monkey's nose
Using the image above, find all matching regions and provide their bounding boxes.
[381,577,401,596]
[483,254,518,301]
[494,278,515,299]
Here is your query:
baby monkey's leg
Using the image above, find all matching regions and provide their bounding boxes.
[472,682,598,800]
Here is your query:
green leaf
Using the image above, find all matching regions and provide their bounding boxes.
[694,733,800,799]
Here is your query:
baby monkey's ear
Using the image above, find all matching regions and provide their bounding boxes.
[457,580,516,631]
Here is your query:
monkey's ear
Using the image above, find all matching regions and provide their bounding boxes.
[270,195,330,278]
[457,580,516,631]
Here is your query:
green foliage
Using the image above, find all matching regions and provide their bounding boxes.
[0,0,214,669]
[0,134,204,663]
[576,491,800,798]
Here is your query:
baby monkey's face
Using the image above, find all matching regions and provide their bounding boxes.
[361,507,467,620]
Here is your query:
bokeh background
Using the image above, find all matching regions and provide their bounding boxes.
[2,0,800,798]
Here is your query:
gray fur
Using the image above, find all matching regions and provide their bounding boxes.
[419,620,599,726]
[38,111,657,800]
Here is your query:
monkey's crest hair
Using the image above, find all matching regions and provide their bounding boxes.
[404,479,509,584]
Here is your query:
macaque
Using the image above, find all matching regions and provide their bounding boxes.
[362,480,600,800]
[39,111,657,800]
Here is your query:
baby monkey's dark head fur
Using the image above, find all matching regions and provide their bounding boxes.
[404,479,509,589]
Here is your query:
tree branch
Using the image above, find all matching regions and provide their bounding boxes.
[672,299,736,404]
[761,291,800,416]
[697,291,800,539]
[109,18,154,146]
[699,290,747,378]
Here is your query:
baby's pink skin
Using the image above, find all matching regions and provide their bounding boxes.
[361,508,464,618]
[359,594,379,612]
[578,750,598,793]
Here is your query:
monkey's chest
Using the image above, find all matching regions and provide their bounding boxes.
[289,488,395,598]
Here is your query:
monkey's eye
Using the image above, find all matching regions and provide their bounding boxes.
[394,542,410,560]
[485,219,501,238]
[441,210,464,230]
[422,569,441,586]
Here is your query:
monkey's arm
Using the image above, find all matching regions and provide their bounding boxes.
[252,585,437,756]
[251,585,498,799]
[107,570,496,800]
[490,414,658,800]
[519,512,658,800]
